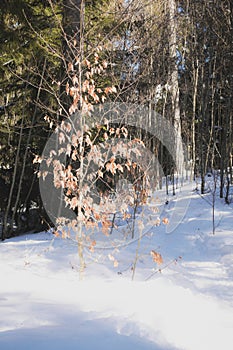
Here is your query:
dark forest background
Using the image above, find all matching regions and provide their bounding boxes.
[0,0,232,239]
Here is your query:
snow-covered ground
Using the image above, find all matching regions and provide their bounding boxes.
[1,180,233,350]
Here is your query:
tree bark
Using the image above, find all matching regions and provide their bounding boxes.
[167,0,183,178]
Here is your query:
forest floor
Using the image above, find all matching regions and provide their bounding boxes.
[0,179,233,350]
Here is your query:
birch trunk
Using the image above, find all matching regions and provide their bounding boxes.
[167,0,183,178]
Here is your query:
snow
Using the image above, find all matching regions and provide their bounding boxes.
[1,181,233,350]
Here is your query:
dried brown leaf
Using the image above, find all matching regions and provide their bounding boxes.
[162,217,169,225]
[150,250,163,265]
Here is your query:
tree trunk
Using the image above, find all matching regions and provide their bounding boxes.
[167,0,183,179]
[191,62,198,180]
[63,0,86,277]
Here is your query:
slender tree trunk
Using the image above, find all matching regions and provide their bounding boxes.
[61,0,85,277]
[191,57,199,180]
[205,56,216,173]
[199,62,207,194]
[225,176,230,204]
[167,0,183,180]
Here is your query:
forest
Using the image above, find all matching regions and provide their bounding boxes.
[0,0,232,240]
